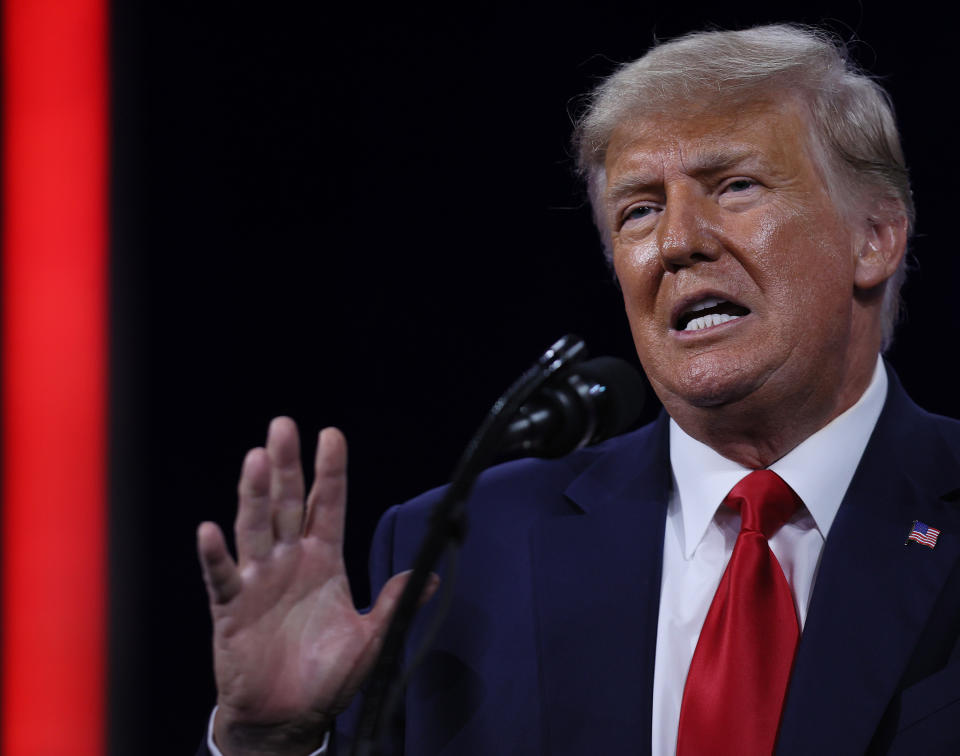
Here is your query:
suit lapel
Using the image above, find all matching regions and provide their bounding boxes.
[777,371,960,756]
[531,415,671,756]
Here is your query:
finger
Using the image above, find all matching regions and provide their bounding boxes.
[341,571,441,702]
[343,571,417,693]
[234,448,274,561]
[197,521,243,604]
[418,572,441,608]
[266,417,306,543]
[366,570,441,631]
[303,427,348,544]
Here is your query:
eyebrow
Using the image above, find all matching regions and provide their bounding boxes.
[605,145,768,204]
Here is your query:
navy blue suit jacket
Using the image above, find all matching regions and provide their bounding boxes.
[341,368,960,755]
[200,368,960,755]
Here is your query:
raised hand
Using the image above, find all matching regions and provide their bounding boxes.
[197,418,432,755]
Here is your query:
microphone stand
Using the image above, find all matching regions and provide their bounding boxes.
[349,334,589,756]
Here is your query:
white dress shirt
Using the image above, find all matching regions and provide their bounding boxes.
[207,707,329,756]
[651,356,888,755]
[210,358,888,756]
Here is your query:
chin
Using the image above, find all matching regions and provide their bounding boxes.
[674,381,753,409]
[654,358,768,410]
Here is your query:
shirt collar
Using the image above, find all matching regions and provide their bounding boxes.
[669,356,888,559]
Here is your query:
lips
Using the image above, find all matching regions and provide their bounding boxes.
[674,295,751,332]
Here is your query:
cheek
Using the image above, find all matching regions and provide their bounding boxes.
[748,198,850,274]
[753,211,857,335]
[614,245,666,367]
[613,242,661,308]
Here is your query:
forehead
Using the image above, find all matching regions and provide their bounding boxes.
[603,98,820,189]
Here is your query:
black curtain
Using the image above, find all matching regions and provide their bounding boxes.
[107,4,960,752]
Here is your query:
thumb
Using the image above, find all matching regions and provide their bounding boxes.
[339,571,441,702]
[367,570,441,632]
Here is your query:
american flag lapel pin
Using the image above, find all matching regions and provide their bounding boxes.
[905,520,941,549]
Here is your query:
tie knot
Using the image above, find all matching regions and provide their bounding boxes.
[723,470,801,539]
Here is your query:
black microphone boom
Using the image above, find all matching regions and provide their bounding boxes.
[499,356,646,459]
[351,337,646,755]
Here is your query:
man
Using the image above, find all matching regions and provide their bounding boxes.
[197,24,960,755]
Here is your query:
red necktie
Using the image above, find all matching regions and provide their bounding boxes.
[676,470,802,756]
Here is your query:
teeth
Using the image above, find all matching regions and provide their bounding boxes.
[688,296,724,313]
[684,312,742,331]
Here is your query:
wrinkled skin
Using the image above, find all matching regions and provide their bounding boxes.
[197,420,436,755]
[603,97,907,467]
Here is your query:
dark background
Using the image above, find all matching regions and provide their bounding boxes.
[107,3,959,752]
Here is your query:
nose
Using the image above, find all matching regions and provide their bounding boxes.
[656,188,723,273]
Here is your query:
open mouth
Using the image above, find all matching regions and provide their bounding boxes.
[675,296,751,332]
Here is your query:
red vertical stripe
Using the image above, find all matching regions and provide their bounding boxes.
[2,0,108,754]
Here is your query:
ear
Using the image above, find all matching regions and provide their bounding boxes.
[853,210,908,291]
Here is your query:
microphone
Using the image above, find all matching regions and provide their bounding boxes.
[354,341,644,755]
[499,356,646,458]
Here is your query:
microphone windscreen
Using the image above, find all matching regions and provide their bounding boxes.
[573,356,647,442]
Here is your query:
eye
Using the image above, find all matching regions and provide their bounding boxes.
[619,204,658,229]
[718,178,762,210]
[724,178,757,193]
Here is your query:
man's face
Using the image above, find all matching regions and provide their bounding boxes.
[604,98,875,423]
